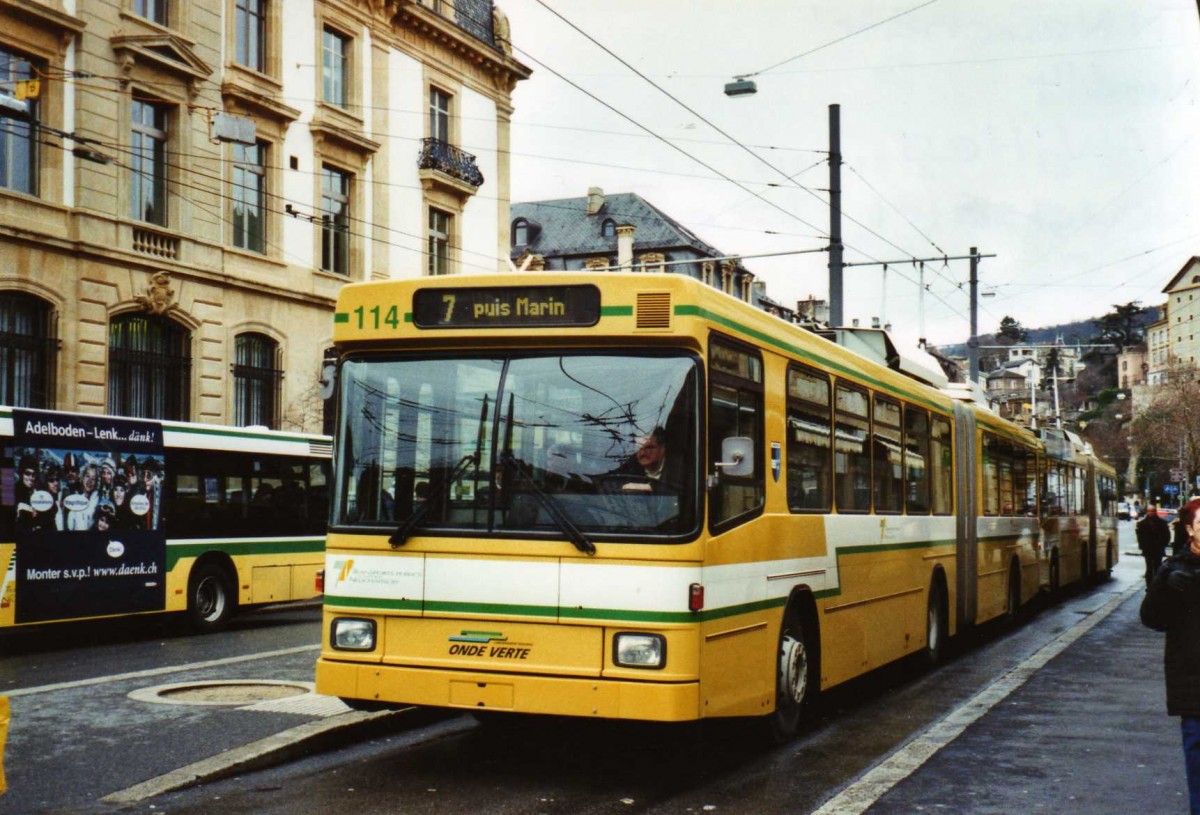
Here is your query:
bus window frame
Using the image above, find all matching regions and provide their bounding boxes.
[707,334,764,535]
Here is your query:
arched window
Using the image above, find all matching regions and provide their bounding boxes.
[234,333,282,428]
[512,218,528,247]
[108,314,191,420]
[0,292,56,408]
[601,219,616,238]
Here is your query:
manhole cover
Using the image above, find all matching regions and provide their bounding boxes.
[129,680,315,707]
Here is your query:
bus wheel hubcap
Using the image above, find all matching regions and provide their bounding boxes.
[781,634,807,704]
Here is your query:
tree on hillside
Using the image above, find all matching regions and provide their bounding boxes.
[1092,301,1151,349]
[997,316,1028,345]
[1130,364,1200,486]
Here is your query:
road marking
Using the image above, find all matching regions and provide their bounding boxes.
[5,644,320,698]
[812,583,1139,815]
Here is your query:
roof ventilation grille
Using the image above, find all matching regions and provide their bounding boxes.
[636,292,671,329]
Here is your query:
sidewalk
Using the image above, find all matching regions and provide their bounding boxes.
[863,563,1187,814]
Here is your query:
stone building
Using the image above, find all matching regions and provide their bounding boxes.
[1159,256,1200,375]
[0,0,528,431]
[510,187,767,307]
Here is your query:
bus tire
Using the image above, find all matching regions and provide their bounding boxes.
[921,576,948,668]
[187,562,236,633]
[1005,560,1022,624]
[762,604,815,744]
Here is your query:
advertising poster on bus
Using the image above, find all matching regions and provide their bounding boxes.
[9,409,166,623]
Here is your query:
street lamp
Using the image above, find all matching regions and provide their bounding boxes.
[724,76,757,97]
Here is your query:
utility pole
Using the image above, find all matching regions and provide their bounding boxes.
[968,247,979,383]
[828,104,843,326]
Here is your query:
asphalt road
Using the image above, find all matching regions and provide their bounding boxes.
[2,523,1185,814]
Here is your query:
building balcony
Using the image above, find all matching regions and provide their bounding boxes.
[418,138,484,199]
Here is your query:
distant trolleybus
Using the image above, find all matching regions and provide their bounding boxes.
[315,272,1114,740]
[0,408,331,632]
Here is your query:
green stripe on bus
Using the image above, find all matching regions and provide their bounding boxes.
[321,595,789,624]
[324,595,422,612]
[166,539,324,570]
[601,305,634,316]
[837,538,957,556]
[673,304,947,412]
[334,313,349,323]
[165,424,322,446]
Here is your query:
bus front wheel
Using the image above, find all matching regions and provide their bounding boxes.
[762,607,814,744]
[187,563,236,632]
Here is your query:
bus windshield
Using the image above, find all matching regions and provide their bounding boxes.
[334,352,700,540]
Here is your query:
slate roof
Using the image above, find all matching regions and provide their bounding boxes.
[510,192,727,260]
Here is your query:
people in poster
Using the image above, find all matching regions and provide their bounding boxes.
[10,448,165,533]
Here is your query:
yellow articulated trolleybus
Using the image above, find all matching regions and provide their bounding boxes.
[1036,426,1119,593]
[0,407,331,632]
[316,272,1112,741]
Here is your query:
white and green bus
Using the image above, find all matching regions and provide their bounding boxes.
[0,407,331,631]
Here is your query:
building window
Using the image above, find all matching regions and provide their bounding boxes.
[428,208,451,276]
[0,47,38,196]
[321,165,351,275]
[232,141,266,253]
[234,332,281,428]
[131,100,168,226]
[512,218,528,247]
[601,219,616,238]
[134,0,168,25]
[322,27,349,108]
[235,0,267,72]
[108,314,191,421]
[430,87,450,143]
[0,293,55,408]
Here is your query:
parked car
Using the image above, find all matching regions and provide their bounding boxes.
[1118,502,1134,520]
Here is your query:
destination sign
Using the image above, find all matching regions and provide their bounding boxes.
[412,285,601,329]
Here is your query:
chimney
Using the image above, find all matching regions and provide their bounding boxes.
[586,187,605,215]
[616,224,635,271]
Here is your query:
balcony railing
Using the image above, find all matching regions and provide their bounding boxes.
[418,138,484,189]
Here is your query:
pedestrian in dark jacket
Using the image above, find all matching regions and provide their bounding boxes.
[1137,507,1172,587]
[1141,496,1200,814]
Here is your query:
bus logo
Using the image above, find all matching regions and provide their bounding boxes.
[450,630,506,644]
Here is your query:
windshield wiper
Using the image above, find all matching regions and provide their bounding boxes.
[390,395,490,547]
[389,452,479,547]
[501,452,595,556]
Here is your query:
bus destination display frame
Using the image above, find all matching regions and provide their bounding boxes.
[412,285,601,329]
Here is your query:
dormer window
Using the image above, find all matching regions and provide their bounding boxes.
[601,219,616,238]
[513,218,528,247]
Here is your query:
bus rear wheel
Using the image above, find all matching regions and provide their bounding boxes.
[762,607,814,744]
[187,563,236,633]
[1005,561,1022,624]
[922,580,948,668]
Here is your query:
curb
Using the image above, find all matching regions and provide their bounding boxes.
[101,706,415,804]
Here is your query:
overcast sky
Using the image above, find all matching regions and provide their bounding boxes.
[498,0,1200,347]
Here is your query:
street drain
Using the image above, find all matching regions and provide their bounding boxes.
[129,680,316,707]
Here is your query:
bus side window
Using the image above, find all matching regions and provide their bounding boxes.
[834,383,870,513]
[786,365,831,512]
[929,416,953,515]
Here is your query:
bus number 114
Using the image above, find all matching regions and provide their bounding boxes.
[352,305,401,330]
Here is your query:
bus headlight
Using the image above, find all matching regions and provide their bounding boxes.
[613,633,666,669]
[331,618,376,651]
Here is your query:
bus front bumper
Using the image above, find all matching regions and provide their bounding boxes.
[316,659,701,721]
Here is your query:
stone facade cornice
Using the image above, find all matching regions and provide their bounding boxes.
[392,1,530,94]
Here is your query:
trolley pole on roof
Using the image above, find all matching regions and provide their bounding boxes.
[828,104,844,326]
[968,247,980,383]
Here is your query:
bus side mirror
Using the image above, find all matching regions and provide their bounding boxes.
[319,361,338,401]
[714,437,754,478]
